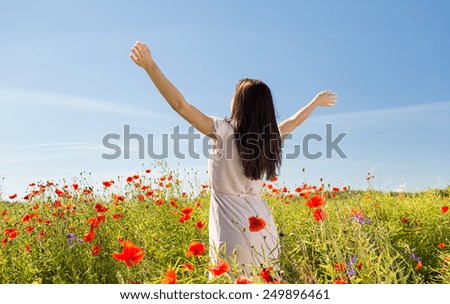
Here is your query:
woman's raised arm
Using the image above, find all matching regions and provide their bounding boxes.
[130,41,215,138]
[278,90,337,141]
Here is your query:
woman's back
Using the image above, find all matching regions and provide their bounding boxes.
[208,116,264,196]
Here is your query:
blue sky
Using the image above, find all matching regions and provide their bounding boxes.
[1,0,449,197]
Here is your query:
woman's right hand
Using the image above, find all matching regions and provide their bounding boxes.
[130,41,155,70]
[312,90,338,107]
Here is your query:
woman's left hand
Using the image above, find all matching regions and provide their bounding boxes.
[130,41,154,69]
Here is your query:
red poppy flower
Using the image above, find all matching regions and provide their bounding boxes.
[25,226,34,233]
[55,188,64,197]
[1,210,6,216]
[170,200,178,208]
[313,209,328,222]
[438,243,445,249]
[22,214,32,223]
[155,199,164,205]
[307,196,325,209]
[112,239,145,267]
[334,263,346,272]
[182,263,194,272]
[185,241,205,257]
[95,203,108,213]
[137,194,145,202]
[145,169,151,173]
[88,215,106,228]
[195,220,205,230]
[112,213,124,220]
[442,206,449,214]
[84,228,95,242]
[401,217,408,223]
[8,229,18,239]
[146,190,154,197]
[178,213,191,224]
[248,216,266,232]
[334,279,348,284]
[161,269,177,284]
[102,180,112,188]
[235,276,253,284]
[91,245,101,256]
[25,244,31,253]
[260,267,279,284]
[126,176,133,183]
[208,259,229,277]
[181,207,193,215]
[8,194,17,200]
[2,237,8,246]
[72,183,79,190]
[416,262,423,269]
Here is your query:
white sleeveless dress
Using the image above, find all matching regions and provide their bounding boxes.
[208,116,280,276]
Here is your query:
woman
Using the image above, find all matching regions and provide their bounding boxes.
[130,41,337,277]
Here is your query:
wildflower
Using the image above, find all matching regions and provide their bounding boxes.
[401,217,408,223]
[102,180,113,187]
[313,209,328,222]
[137,194,145,201]
[438,243,445,249]
[72,183,79,190]
[410,253,421,261]
[112,213,124,220]
[83,228,95,243]
[25,226,34,233]
[195,220,205,230]
[416,263,423,269]
[25,244,31,253]
[145,169,151,173]
[91,245,101,256]
[248,216,266,232]
[260,267,279,284]
[181,207,193,215]
[95,203,108,213]
[88,215,106,228]
[112,239,145,267]
[235,277,253,284]
[208,259,229,277]
[182,263,194,272]
[161,269,177,284]
[334,263,346,272]
[334,279,348,284]
[126,176,133,183]
[185,241,205,257]
[178,213,190,223]
[307,196,325,209]
[2,238,7,246]
[442,206,449,214]
[8,194,17,200]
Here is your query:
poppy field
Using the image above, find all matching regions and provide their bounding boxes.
[1,164,449,284]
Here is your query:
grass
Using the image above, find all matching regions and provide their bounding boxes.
[0,164,449,284]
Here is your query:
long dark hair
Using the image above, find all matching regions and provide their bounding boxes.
[226,78,282,180]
